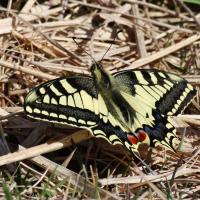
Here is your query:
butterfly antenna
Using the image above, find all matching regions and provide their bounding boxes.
[72,37,98,67]
[100,30,121,63]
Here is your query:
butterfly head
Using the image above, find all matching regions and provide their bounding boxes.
[90,62,112,89]
[90,62,103,75]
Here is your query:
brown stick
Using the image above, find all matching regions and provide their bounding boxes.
[0,130,92,167]
[123,34,200,70]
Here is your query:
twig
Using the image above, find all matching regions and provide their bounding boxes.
[175,0,200,28]
[132,3,149,68]
[69,0,193,33]
[19,146,120,199]
[122,34,200,70]
[0,60,57,80]
[125,0,192,21]
[0,130,92,167]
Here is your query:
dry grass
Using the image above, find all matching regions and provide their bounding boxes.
[0,0,200,199]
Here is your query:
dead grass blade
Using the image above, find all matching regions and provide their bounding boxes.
[123,34,200,70]
[19,146,120,199]
[0,130,92,167]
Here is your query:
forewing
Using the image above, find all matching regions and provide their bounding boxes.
[24,77,99,128]
[114,70,196,116]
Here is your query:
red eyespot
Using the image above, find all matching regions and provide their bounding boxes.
[127,130,148,145]
[137,130,147,142]
[127,134,138,144]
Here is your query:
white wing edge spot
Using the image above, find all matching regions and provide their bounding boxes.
[68,117,77,122]
[87,121,96,126]
[26,106,33,113]
[41,110,49,115]
[78,119,86,124]
[50,113,58,118]
[59,114,67,119]
[93,129,106,136]
[33,108,40,114]
[39,87,46,94]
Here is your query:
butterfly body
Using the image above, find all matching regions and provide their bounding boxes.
[91,63,137,137]
[24,62,196,153]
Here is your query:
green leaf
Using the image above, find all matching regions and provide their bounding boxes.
[3,181,13,200]
[183,0,200,5]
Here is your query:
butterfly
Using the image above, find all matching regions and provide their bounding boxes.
[24,62,196,154]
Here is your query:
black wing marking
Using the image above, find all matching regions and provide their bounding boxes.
[24,76,100,128]
[113,70,196,151]
[24,69,196,153]
[114,69,196,116]
[90,110,179,152]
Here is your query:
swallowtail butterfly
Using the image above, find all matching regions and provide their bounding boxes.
[24,63,196,153]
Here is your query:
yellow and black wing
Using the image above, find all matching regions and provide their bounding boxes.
[114,69,196,116]
[24,77,100,128]
[24,69,196,153]
[89,70,196,152]
[24,76,135,150]
[112,70,196,150]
